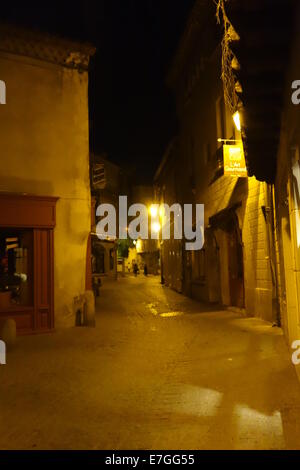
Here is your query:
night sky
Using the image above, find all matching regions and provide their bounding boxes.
[0,0,195,182]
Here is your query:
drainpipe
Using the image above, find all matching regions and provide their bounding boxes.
[262,183,281,326]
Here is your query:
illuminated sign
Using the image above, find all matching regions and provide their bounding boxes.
[223,143,247,177]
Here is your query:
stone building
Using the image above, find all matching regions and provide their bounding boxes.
[274,2,300,349]
[130,185,160,275]
[155,0,277,322]
[91,154,123,280]
[224,0,300,351]
[154,140,183,291]
[0,25,95,331]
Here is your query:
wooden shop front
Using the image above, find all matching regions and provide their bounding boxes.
[0,194,58,334]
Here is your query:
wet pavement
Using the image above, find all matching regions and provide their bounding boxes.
[1,275,300,449]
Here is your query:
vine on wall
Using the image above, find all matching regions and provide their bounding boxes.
[215,0,239,114]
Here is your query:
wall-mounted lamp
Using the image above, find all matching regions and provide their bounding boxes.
[233,111,241,132]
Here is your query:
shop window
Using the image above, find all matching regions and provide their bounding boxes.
[0,229,33,310]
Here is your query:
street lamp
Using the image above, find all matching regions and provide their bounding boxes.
[233,111,241,132]
[149,205,158,217]
[151,222,161,233]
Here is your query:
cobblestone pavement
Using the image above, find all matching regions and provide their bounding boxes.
[1,275,300,449]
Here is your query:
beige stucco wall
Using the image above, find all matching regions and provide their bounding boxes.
[0,51,91,327]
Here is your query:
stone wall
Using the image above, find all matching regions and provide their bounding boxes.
[158,45,274,321]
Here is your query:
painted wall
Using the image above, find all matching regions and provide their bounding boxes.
[0,52,91,327]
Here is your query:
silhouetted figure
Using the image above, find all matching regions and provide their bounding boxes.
[143,264,148,276]
[133,262,138,276]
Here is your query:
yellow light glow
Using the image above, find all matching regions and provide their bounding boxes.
[159,205,165,218]
[160,311,184,317]
[149,205,158,217]
[233,111,241,132]
[152,222,161,233]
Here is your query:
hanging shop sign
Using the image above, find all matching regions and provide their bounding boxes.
[93,163,106,189]
[223,143,247,177]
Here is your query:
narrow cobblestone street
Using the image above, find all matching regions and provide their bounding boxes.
[1,275,300,450]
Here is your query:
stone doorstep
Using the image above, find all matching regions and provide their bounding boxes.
[226,305,247,316]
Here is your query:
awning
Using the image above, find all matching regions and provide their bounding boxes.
[208,201,242,231]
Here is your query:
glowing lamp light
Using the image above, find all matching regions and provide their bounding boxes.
[233,111,241,132]
[133,240,137,245]
[159,205,165,218]
[152,222,161,233]
[149,205,158,217]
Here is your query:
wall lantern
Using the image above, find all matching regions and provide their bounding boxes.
[233,111,241,132]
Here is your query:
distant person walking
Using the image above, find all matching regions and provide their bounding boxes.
[143,264,148,276]
[133,262,138,276]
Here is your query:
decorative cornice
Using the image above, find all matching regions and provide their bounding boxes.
[0,23,96,70]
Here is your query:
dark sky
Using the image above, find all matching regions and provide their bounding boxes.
[0,0,195,182]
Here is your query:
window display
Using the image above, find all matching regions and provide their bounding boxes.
[0,229,33,309]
